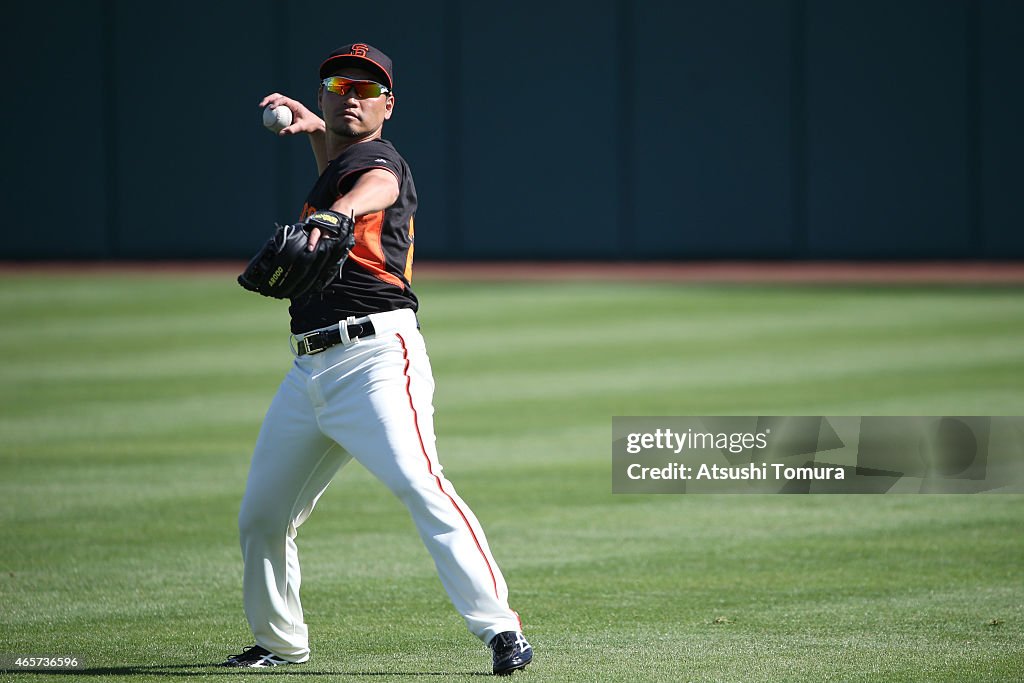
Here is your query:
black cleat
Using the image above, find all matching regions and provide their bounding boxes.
[219,645,295,668]
[490,631,533,676]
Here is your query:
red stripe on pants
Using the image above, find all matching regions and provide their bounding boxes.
[396,332,500,599]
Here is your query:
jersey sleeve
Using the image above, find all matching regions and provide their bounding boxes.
[333,141,403,194]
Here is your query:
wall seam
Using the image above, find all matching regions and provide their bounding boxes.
[616,0,634,257]
[790,0,808,258]
[446,0,464,256]
[966,0,983,256]
[101,0,118,257]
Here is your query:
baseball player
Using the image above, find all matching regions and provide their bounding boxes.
[221,44,533,676]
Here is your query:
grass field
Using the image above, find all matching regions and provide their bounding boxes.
[1,272,1022,682]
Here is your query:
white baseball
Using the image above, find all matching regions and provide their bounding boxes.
[262,105,293,133]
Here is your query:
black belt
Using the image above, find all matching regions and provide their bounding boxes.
[296,320,376,356]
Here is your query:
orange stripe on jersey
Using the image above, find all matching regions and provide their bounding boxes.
[403,216,415,283]
[349,210,405,289]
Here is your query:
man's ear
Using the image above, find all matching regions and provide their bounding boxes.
[384,94,395,120]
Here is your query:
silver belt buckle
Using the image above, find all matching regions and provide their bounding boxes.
[299,330,328,355]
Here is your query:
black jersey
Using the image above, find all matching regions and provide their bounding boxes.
[289,139,418,334]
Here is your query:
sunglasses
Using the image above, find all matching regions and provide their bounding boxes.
[320,76,390,99]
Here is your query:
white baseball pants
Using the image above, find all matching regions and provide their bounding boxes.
[238,308,521,662]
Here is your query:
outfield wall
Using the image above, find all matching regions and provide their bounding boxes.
[3,1,1022,261]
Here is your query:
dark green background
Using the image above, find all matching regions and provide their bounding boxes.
[4,0,1022,260]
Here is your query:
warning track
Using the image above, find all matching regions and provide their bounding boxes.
[1,260,1023,285]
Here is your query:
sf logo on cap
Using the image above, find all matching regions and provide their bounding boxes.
[350,44,369,57]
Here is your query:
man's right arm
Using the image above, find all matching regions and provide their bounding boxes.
[258,93,329,175]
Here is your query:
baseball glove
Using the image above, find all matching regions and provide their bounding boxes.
[238,210,356,299]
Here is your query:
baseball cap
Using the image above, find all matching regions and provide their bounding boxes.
[319,43,393,90]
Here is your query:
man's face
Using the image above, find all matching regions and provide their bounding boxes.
[318,65,394,139]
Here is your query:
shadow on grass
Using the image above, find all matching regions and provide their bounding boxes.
[3,664,491,677]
